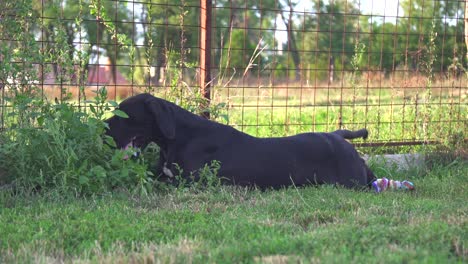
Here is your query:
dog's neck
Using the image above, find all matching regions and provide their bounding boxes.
[173,104,217,131]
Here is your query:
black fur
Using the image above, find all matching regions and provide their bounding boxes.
[106,93,376,189]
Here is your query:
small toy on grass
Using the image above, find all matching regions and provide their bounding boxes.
[372,177,415,193]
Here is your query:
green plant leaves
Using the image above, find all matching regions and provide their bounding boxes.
[108,101,119,108]
[0,88,156,196]
[111,109,129,118]
[79,175,89,185]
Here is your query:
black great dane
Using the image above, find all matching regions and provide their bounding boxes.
[106,93,376,189]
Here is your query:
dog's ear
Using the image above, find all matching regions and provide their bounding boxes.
[145,97,176,139]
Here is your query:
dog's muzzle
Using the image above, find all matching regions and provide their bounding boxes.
[123,137,140,160]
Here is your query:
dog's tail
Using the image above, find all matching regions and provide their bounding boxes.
[333,128,368,140]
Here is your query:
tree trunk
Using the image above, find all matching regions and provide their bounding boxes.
[465,1,468,62]
[141,8,154,86]
[154,34,166,86]
[108,54,117,85]
[280,2,301,81]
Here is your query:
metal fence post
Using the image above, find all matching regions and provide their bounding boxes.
[200,0,212,119]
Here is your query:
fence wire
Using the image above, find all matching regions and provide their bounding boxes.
[0,0,466,148]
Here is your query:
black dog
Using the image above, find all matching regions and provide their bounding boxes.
[106,93,376,189]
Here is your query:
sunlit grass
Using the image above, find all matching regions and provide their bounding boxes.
[214,85,466,144]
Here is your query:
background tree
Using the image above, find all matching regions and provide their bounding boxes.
[465,1,468,63]
[212,0,278,81]
[138,0,200,86]
[31,0,135,85]
[398,0,466,73]
[33,0,87,83]
[88,0,133,84]
[7,0,466,88]
[299,0,360,81]
[279,0,301,81]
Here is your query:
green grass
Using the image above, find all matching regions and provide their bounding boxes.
[1,159,466,263]
[218,88,467,143]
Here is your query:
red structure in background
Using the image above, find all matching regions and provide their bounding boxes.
[87,64,129,87]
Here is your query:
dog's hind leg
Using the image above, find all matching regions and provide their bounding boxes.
[332,129,368,140]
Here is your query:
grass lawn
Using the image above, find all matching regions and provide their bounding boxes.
[1,159,466,263]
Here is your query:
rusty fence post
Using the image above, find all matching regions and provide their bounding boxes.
[200,0,212,119]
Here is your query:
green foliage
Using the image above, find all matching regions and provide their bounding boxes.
[299,0,361,80]
[4,0,466,86]
[88,0,136,83]
[175,160,223,193]
[5,0,465,86]
[134,0,201,85]
[0,89,154,195]
[361,0,466,73]
[0,0,43,96]
[0,0,159,196]
[0,0,229,195]
[159,49,229,123]
[168,160,224,194]
[219,29,264,70]
[213,0,274,74]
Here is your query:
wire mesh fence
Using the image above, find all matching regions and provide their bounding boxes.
[0,0,466,149]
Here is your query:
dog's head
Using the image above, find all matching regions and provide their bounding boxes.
[105,93,176,150]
